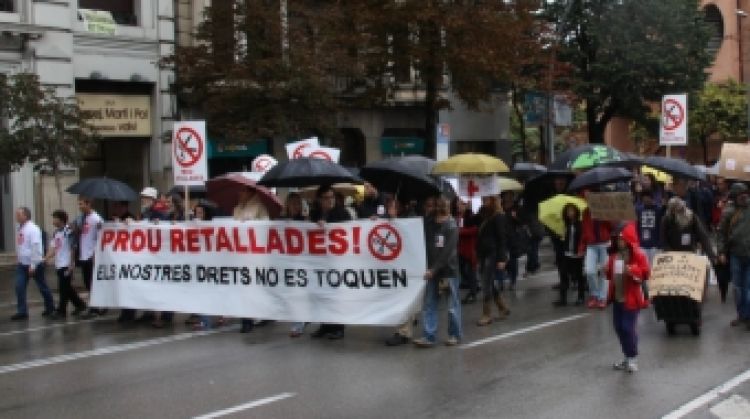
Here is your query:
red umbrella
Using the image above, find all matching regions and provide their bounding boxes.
[206,173,283,219]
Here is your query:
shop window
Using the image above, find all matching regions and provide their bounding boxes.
[79,0,137,26]
[0,0,14,13]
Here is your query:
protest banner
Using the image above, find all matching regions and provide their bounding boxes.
[650,252,708,302]
[586,192,636,221]
[91,219,426,326]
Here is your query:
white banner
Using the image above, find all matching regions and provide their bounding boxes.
[458,175,498,198]
[659,94,688,146]
[285,137,319,159]
[91,219,427,326]
[172,121,208,186]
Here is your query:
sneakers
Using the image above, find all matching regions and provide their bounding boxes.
[445,336,460,346]
[586,298,598,309]
[596,300,608,309]
[413,337,436,348]
[614,358,638,373]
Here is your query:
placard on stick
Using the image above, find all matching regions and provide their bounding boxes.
[718,142,750,182]
[586,192,636,221]
[650,252,708,302]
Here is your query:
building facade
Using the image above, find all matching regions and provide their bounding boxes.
[0,0,175,249]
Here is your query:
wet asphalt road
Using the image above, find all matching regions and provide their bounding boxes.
[0,258,749,419]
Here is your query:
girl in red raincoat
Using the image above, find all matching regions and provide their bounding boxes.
[605,222,650,373]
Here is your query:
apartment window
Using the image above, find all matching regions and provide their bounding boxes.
[0,0,14,13]
[79,0,137,25]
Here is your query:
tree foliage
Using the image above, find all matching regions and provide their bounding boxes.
[548,0,712,144]
[0,74,98,206]
[690,80,748,163]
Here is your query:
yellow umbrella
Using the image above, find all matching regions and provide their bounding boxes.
[538,194,587,238]
[432,153,509,175]
[642,165,672,184]
[497,177,523,192]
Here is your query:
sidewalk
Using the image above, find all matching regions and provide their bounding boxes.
[0,253,16,268]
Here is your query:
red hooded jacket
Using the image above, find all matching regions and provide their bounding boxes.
[605,222,650,310]
[580,209,612,251]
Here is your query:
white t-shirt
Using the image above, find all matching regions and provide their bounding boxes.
[17,221,43,266]
[79,211,102,261]
[51,226,73,269]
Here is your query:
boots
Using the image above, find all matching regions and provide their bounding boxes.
[495,295,511,319]
[477,302,493,326]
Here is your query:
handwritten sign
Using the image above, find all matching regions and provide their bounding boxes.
[650,252,707,302]
[586,192,636,221]
[718,143,750,182]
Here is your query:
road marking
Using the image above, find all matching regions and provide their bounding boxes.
[0,317,108,337]
[461,314,590,349]
[193,393,296,419]
[709,395,750,419]
[0,328,229,375]
[663,369,750,418]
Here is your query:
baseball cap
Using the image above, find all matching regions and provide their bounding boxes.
[140,186,158,199]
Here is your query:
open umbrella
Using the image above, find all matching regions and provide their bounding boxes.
[642,156,705,181]
[497,177,524,192]
[641,165,672,184]
[538,194,588,238]
[258,158,361,188]
[301,183,362,201]
[568,167,633,192]
[521,170,575,211]
[360,157,440,199]
[432,153,509,175]
[67,177,138,201]
[601,152,643,170]
[512,162,547,180]
[206,173,283,218]
[551,144,624,171]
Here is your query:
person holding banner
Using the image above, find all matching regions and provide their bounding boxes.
[606,222,650,373]
[475,196,510,326]
[413,198,462,347]
[234,185,270,334]
[310,184,353,340]
[75,197,106,318]
[660,197,715,262]
[282,192,310,338]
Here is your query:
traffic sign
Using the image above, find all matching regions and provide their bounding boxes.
[660,94,688,146]
[172,121,208,186]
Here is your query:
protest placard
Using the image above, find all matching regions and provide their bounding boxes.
[650,252,708,302]
[586,192,636,221]
[718,142,750,182]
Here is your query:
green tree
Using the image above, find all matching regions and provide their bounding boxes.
[0,74,97,206]
[690,81,748,164]
[548,0,711,144]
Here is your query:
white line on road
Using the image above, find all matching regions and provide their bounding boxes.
[193,393,296,419]
[461,314,590,349]
[0,328,228,375]
[662,368,750,419]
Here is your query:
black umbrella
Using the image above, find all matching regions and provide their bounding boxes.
[521,170,575,211]
[66,177,138,201]
[568,167,633,192]
[258,158,362,188]
[550,144,624,171]
[512,162,547,180]
[360,157,440,199]
[643,156,706,181]
[601,152,643,170]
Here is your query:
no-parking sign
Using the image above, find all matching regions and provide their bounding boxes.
[306,146,341,163]
[172,121,208,186]
[659,94,688,146]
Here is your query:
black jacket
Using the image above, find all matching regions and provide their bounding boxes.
[476,213,509,263]
[311,205,353,223]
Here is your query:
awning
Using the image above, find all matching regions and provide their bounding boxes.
[208,139,269,158]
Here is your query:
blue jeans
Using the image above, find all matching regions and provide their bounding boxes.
[422,276,462,342]
[730,255,750,320]
[613,302,639,358]
[16,263,54,315]
[585,244,609,301]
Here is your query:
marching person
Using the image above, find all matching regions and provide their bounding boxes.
[455,199,480,304]
[76,197,105,318]
[413,197,462,347]
[46,210,86,318]
[554,203,585,306]
[660,197,715,261]
[501,191,527,291]
[151,194,187,329]
[310,184,353,340]
[717,183,750,327]
[12,207,55,320]
[581,192,612,310]
[475,195,510,326]
[606,222,650,374]
[282,192,311,338]
[234,185,270,334]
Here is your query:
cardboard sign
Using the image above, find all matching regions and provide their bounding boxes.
[586,192,636,221]
[172,121,208,186]
[650,252,708,302]
[718,143,750,182]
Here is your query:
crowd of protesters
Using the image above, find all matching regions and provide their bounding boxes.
[10,165,749,374]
